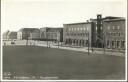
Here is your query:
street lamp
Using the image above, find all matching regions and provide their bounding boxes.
[26,33,29,46]
[57,33,60,48]
[88,32,89,55]
[46,32,48,48]
[103,32,106,55]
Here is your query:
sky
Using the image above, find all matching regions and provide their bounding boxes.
[1,0,127,33]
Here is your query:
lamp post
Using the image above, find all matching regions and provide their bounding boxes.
[26,33,29,46]
[58,40,59,48]
[88,32,90,55]
[57,33,60,48]
[103,31,106,55]
[102,21,106,55]
[46,32,48,48]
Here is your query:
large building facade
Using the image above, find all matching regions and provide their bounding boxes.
[40,27,63,42]
[63,22,96,47]
[103,17,125,50]
[63,15,126,50]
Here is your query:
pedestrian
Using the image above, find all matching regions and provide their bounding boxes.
[91,48,94,55]
[92,48,93,52]
[4,42,6,46]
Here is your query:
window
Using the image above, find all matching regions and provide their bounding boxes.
[107,41,109,46]
[74,28,76,31]
[118,32,120,36]
[100,26,102,30]
[112,41,115,48]
[113,32,116,36]
[117,41,120,48]
[79,28,81,31]
[77,28,79,31]
[108,32,110,36]
[96,26,97,31]
[72,28,73,31]
[82,33,84,36]
[109,32,111,36]
[117,26,120,30]
[84,28,86,31]
[80,28,83,31]
[111,32,113,36]
[108,26,110,30]
[69,28,71,31]
[113,26,115,30]
[112,32,114,36]
[87,27,88,31]
[121,41,125,48]
[116,32,119,36]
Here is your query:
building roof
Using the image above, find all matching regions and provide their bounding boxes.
[92,16,125,22]
[103,16,124,19]
[103,17,125,22]
[3,30,10,36]
[47,28,63,32]
[19,28,40,33]
[40,27,63,32]
[8,31,17,36]
[63,22,92,25]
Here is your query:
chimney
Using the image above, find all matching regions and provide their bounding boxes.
[86,20,89,22]
[90,18,93,22]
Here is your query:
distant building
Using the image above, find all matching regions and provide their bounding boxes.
[29,29,40,40]
[40,27,63,42]
[7,31,17,40]
[3,30,10,40]
[17,28,40,40]
[63,22,96,47]
[40,27,47,40]
[103,17,125,49]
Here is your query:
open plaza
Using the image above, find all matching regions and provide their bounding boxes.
[3,44,125,80]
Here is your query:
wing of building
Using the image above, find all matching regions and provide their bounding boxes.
[63,14,126,50]
[103,17,125,49]
[2,30,10,40]
[63,22,96,47]
[40,27,63,42]
[17,28,40,40]
[7,31,17,40]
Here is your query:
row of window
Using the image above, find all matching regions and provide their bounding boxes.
[67,27,89,31]
[96,26,103,30]
[106,32,121,36]
[66,33,89,36]
[107,40,125,48]
[107,26,120,30]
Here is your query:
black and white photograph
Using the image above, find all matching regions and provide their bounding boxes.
[1,0,127,81]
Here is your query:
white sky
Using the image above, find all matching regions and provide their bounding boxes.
[1,0,127,33]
